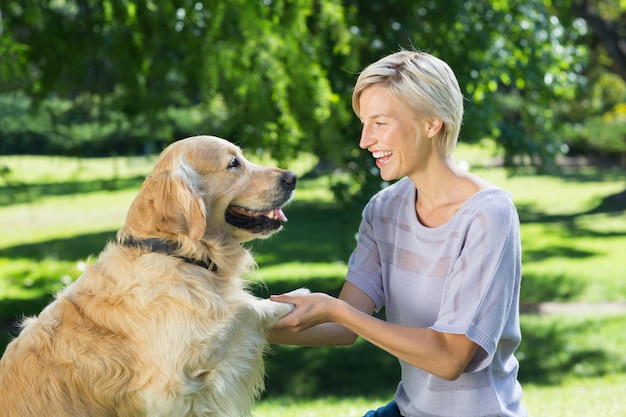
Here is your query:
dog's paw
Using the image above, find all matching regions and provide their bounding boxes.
[269,287,310,313]
[255,298,293,322]
[283,287,310,296]
[257,288,310,324]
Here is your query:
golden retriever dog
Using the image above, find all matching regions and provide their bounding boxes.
[0,135,307,417]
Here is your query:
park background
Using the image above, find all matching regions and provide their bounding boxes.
[1,1,625,415]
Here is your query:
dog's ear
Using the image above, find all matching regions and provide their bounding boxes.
[150,170,207,240]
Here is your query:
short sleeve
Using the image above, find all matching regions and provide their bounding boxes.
[430,194,522,371]
[346,199,386,309]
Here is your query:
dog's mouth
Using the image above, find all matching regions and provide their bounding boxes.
[225,205,289,234]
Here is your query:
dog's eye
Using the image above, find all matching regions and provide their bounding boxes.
[227,157,241,170]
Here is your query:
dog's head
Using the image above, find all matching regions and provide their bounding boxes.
[121,135,296,244]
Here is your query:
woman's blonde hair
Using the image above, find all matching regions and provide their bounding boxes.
[352,50,464,156]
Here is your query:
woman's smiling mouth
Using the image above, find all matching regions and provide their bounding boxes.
[373,150,394,166]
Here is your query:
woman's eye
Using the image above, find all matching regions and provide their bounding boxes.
[227,157,240,169]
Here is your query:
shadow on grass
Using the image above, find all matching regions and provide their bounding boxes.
[247,200,355,265]
[520,271,587,303]
[0,296,55,354]
[513,166,624,184]
[0,230,117,261]
[0,176,145,207]
[584,189,626,215]
[515,196,626,272]
[517,315,625,385]
[263,341,399,399]
[517,203,626,239]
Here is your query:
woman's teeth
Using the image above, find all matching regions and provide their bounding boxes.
[373,151,393,159]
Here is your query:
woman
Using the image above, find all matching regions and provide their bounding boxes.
[270,50,526,417]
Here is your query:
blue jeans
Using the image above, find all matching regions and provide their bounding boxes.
[363,400,402,417]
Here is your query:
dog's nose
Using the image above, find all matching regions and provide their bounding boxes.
[281,171,297,190]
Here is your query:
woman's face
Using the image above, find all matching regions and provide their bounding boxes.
[358,84,434,181]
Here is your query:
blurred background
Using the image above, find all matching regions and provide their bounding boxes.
[1,0,624,172]
[1,1,625,415]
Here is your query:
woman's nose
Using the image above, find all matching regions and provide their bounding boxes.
[359,126,373,149]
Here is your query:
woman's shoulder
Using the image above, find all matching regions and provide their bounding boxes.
[462,188,519,228]
[466,187,515,210]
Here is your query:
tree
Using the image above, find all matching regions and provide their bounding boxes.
[3,0,620,163]
[1,1,623,186]
[552,0,626,201]
[0,0,353,159]
[570,0,626,80]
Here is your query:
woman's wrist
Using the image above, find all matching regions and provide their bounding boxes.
[328,297,351,325]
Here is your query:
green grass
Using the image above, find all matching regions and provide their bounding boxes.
[254,396,383,417]
[456,156,626,303]
[254,374,626,417]
[518,312,626,383]
[523,374,626,417]
[0,154,157,185]
[1,145,626,416]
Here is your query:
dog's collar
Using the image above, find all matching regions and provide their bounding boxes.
[120,237,217,272]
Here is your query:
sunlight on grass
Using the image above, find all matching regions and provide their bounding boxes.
[521,216,626,301]
[245,149,319,177]
[473,167,624,216]
[252,262,347,282]
[0,258,70,295]
[518,313,626,382]
[254,396,383,417]
[0,258,79,317]
[253,374,626,417]
[291,176,335,203]
[0,190,136,249]
[523,374,626,417]
[454,140,499,168]
[0,154,156,184]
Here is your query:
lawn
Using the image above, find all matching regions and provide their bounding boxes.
[254,373,626,417]
[1,144,625,416]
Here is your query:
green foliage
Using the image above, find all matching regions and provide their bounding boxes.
[0,36,29,93]
[0,0,354,160]
[2,0,623,162]
[0,90,233,156]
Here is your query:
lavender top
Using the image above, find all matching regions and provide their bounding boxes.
[346,177,526,417]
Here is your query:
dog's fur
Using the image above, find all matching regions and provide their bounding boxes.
[0,135,306,417]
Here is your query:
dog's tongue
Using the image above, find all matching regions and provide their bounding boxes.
[274,208,288,222]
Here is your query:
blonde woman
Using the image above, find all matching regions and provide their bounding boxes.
[271,50,526,417]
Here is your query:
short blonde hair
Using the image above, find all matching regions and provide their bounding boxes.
[352,50,464,156]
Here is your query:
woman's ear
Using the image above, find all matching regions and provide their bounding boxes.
[426,118,443,138]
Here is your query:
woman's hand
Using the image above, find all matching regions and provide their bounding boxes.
[267,282,374,346]
[270,292,341,332]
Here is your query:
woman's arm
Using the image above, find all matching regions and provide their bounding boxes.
[268,281,375,346]
[270,282,478,381]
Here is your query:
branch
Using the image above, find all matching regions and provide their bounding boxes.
[572,0,626,80]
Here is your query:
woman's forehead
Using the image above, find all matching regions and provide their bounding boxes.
[359,85,411,119]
